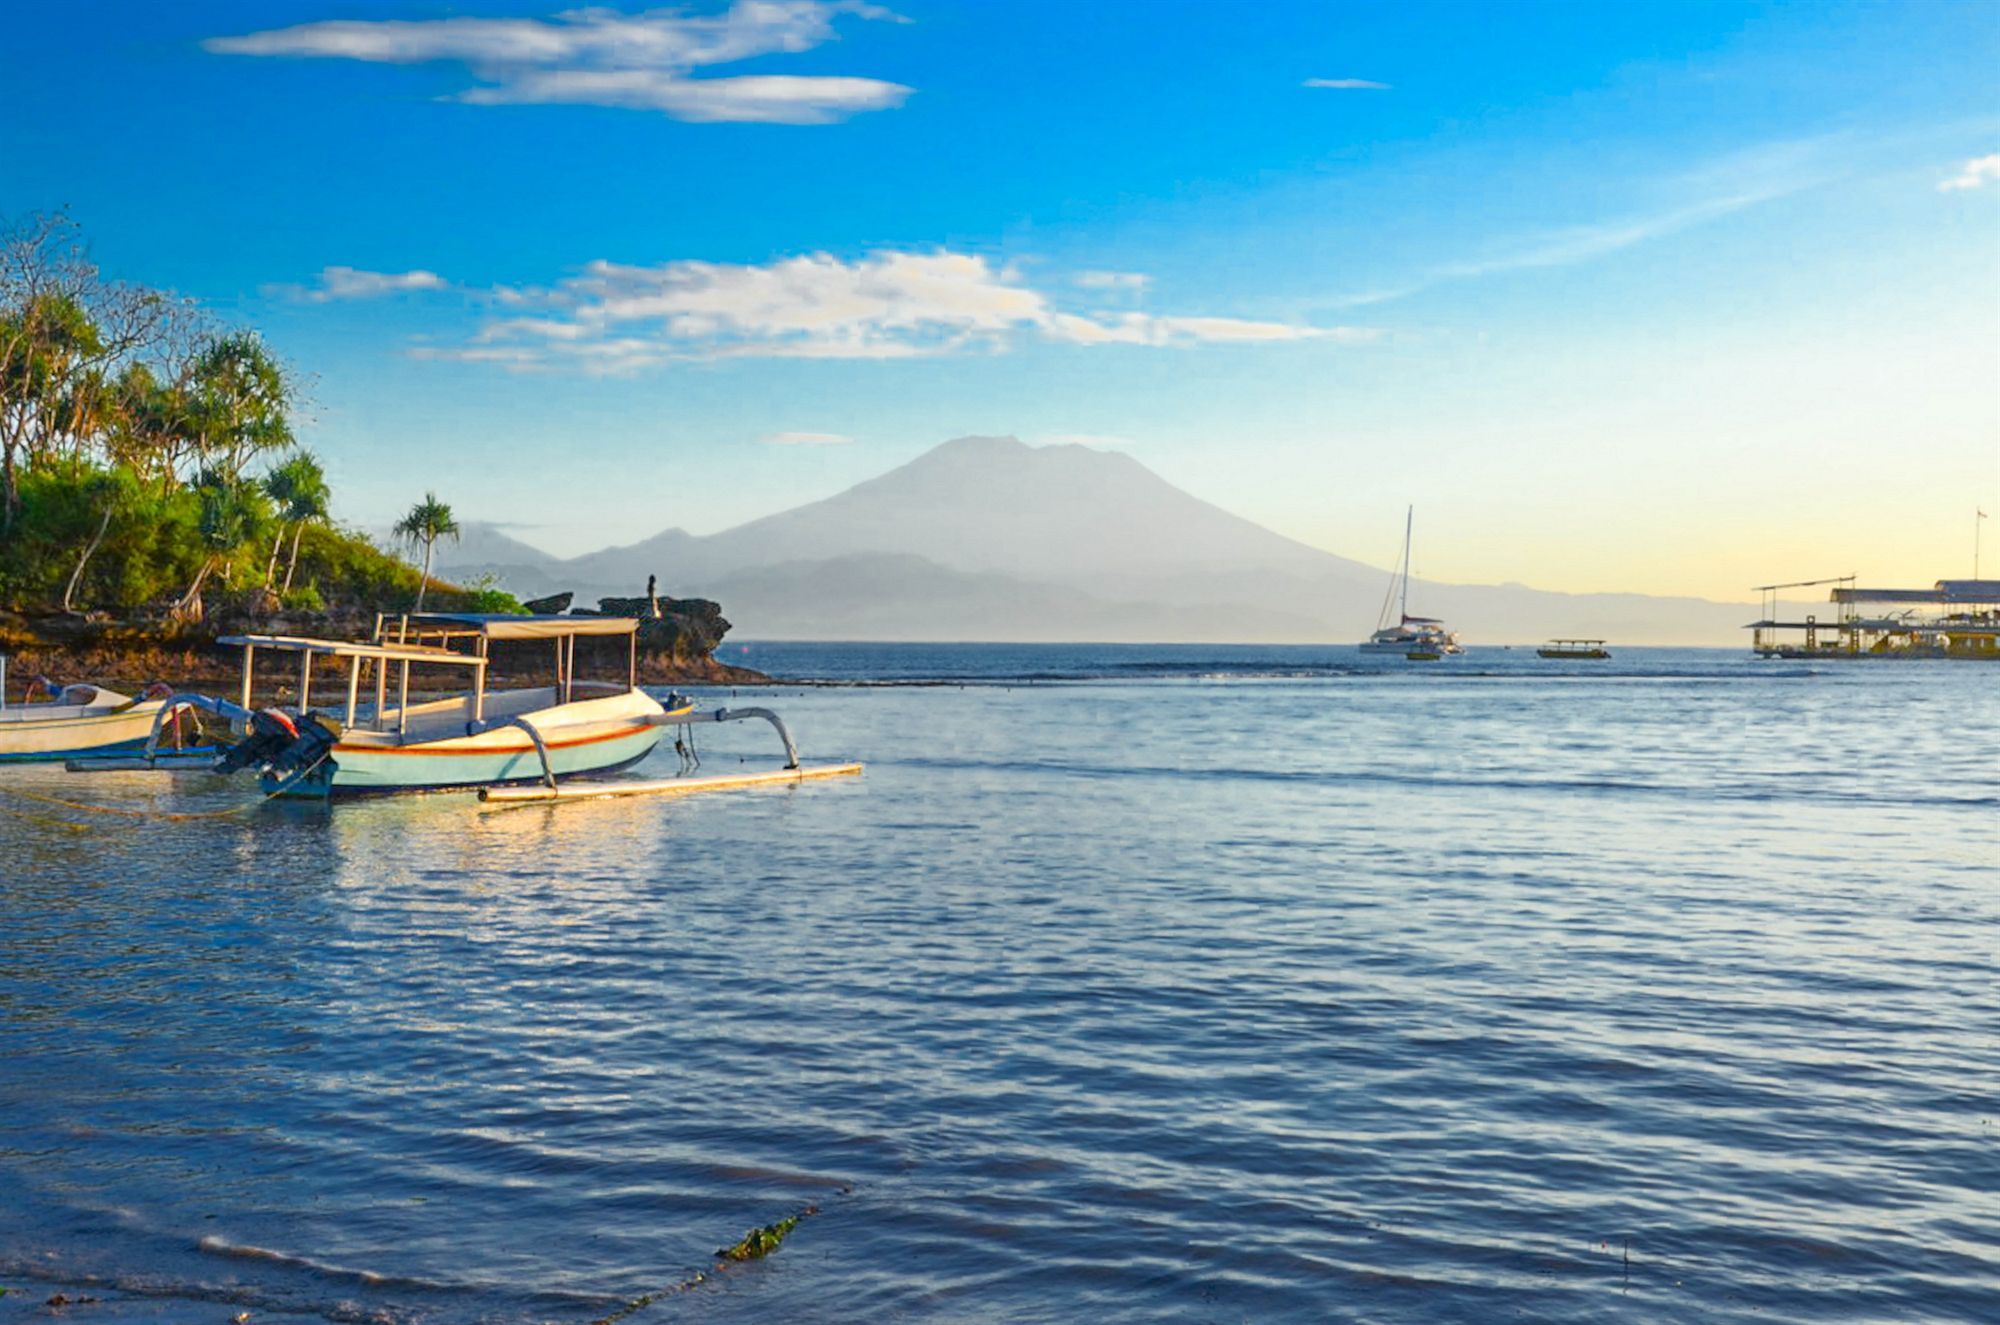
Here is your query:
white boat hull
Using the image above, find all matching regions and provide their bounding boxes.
[270,689,676,798]
[0,695,178,762]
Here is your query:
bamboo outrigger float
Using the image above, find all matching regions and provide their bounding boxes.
[70,613,857,802]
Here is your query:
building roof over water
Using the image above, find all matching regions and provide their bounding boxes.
[1830,580,2000,605]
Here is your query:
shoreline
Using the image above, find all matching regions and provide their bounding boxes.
[0,615,769,693]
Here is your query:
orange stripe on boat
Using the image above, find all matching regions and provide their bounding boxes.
[333,723,654,757]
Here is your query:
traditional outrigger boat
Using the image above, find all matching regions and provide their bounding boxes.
[0,655,197,763]
[130,614,686,799]
[65,612,860,804]
[1538,639,1611,660]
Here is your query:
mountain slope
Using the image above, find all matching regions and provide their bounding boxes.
[438,436,1754,643]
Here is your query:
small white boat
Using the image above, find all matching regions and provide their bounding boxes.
[0,656,194,763]
[1358,507,1463,656]
[146,614,686,799]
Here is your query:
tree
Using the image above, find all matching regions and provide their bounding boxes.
[173,470,271,622]
[186,332,294,479]
[60,467,130,614]
[0,211,175,524]
[263,449,330,592]
[393,492,459,612]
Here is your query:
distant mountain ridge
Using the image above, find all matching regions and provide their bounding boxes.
[438,435,1752,643]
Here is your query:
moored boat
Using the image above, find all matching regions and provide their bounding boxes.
[1537,639,1611,660]
[0,656,195,763]
[154,614,686,798]
[1359,507,1463,656]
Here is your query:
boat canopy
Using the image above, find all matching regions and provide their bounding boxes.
[218,634,485,668]
[391,613,640,640]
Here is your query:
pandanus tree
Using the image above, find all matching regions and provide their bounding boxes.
[187,332,293,479]
[394,492,458,611]
[262,449,329,592]
[173,470,271,622]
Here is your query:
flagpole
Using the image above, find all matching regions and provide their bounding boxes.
[1978,508,1987,581]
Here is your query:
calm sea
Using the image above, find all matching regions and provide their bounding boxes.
[2,644,1995,1323]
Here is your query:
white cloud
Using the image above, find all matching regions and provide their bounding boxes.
[1045,312,1357,346]
[274,266,449,302]
[205,1,912,125]
[761,431,853,445]
[431,249,1356,371]
[1073,270,1152,292]
[1938,152,2000,192]
[318,260,1280,372]
[1304,77,1390,90]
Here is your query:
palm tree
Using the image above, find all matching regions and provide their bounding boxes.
[262,450,330,592]
[394,492,459,611]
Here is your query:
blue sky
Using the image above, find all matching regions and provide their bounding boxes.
[4,1,1996,599]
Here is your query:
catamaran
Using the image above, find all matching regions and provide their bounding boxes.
[0,655,195,762]
[1359,507,1462,656]
[136,614,689,798]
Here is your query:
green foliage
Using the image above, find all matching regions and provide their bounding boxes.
[282,581,324,612]
[456,586,526,614]
[716,1215,801,1262]
[0,465,500,617]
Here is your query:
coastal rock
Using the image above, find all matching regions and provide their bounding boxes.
[595,595,733,661]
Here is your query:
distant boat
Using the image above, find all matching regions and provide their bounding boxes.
[1538,639,1611,660]
[1359,507,1462,656]
[0,656,195,763]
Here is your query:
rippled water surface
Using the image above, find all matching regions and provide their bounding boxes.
[2,646,1996,1323]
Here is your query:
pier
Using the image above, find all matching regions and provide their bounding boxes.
[1748,577,2000,659]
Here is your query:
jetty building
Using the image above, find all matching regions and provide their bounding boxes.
[1748,578,1999,659]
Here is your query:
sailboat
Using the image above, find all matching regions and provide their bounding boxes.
[1358,507,1462,656]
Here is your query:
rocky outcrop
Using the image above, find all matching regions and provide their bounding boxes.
[592,595,733,663]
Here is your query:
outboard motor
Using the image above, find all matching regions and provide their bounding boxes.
[269,713,339,777]
[215,709,338,777]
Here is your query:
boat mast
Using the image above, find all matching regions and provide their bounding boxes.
[1400,505,1412,624]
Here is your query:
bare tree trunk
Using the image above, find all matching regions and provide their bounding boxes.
[61,501,115,613]
[1,444,17,531]
[415,537,435,611]
[282,520,306,592]
[173,556,215,622]
[264,527,284,587]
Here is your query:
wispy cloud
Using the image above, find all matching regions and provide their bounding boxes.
[415,249,1357,372]
[761,430,853,445]
[1938,152,2000,192]
[205,1,912,125]
[1332,138,1836,308]
[1304,77,1389,90]
[1073,270,1152,292]
[270,265,449,302]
